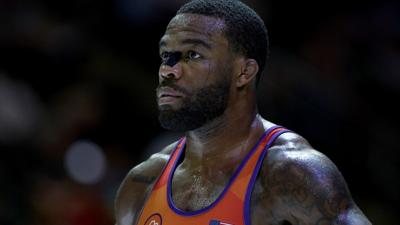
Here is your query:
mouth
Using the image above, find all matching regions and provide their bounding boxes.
[157,87,183,105]
[157,86,184,97]
[159,93,181,98]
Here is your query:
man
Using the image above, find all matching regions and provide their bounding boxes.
[115,0,372,224]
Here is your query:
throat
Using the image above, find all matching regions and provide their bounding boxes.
[184,113,264,166]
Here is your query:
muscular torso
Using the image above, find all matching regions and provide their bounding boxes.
[168,135,297,225]
[171,167,284,225]
[115,130,371,225]
[170,154,283,225]
[117,133,296,225]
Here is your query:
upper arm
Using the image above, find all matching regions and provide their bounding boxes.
[264,133,371,225]
[114,143,176,225]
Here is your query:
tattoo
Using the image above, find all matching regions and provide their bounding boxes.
[131,174,157,184]
[265,155,352,225]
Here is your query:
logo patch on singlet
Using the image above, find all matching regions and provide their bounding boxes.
[144,213,162,225]
[209,219,233,225]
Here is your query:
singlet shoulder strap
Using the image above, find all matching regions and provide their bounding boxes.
[152,138,186,190]
[243,126,291,225]
[227,126,289,195]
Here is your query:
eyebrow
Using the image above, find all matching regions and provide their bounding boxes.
[159,38,212,50]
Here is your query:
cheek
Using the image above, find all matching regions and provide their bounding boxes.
[196,60,211,75]
[184,60,212,86]
[197,59,218,83]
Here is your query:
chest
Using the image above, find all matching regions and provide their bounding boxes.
[171,171,283,225]
[171,168,227,211]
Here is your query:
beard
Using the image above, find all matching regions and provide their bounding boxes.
[157,76,231,132]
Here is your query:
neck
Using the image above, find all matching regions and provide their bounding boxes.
[182,102,264,172]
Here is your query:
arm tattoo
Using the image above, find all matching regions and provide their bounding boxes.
[266,157,357,225]
[131,174,157,184]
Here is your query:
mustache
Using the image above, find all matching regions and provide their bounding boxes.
[156,79,190,95]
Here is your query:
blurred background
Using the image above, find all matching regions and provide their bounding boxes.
[0,0,399,224]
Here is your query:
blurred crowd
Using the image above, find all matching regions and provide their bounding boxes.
[0,0,399,224]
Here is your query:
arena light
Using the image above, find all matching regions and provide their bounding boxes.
[64,140,107,185]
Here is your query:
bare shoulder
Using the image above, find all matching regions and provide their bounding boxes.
[114,141,179,225]
[126,142,176,182]
[265,132,327,172]
[264,132,345,197]
[260,132,372,224]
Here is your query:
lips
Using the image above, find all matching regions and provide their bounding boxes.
[157,87,183,98]
[157,87,183,105]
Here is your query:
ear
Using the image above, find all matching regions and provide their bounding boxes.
[236,59,259,88]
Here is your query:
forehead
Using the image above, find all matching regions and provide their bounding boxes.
[160,13,228,48]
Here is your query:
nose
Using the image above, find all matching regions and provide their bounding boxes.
[159,63,183,81]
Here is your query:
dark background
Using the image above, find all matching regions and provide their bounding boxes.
[0,0,399,224]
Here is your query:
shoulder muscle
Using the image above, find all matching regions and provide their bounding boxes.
[262,132,371,224]
[114,141,178,225]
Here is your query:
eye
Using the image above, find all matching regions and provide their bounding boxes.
[160,52,170,62]
[187,50,201,60]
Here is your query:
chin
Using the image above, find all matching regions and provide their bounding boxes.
[158,109,203,132]
[158,103,182,113]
